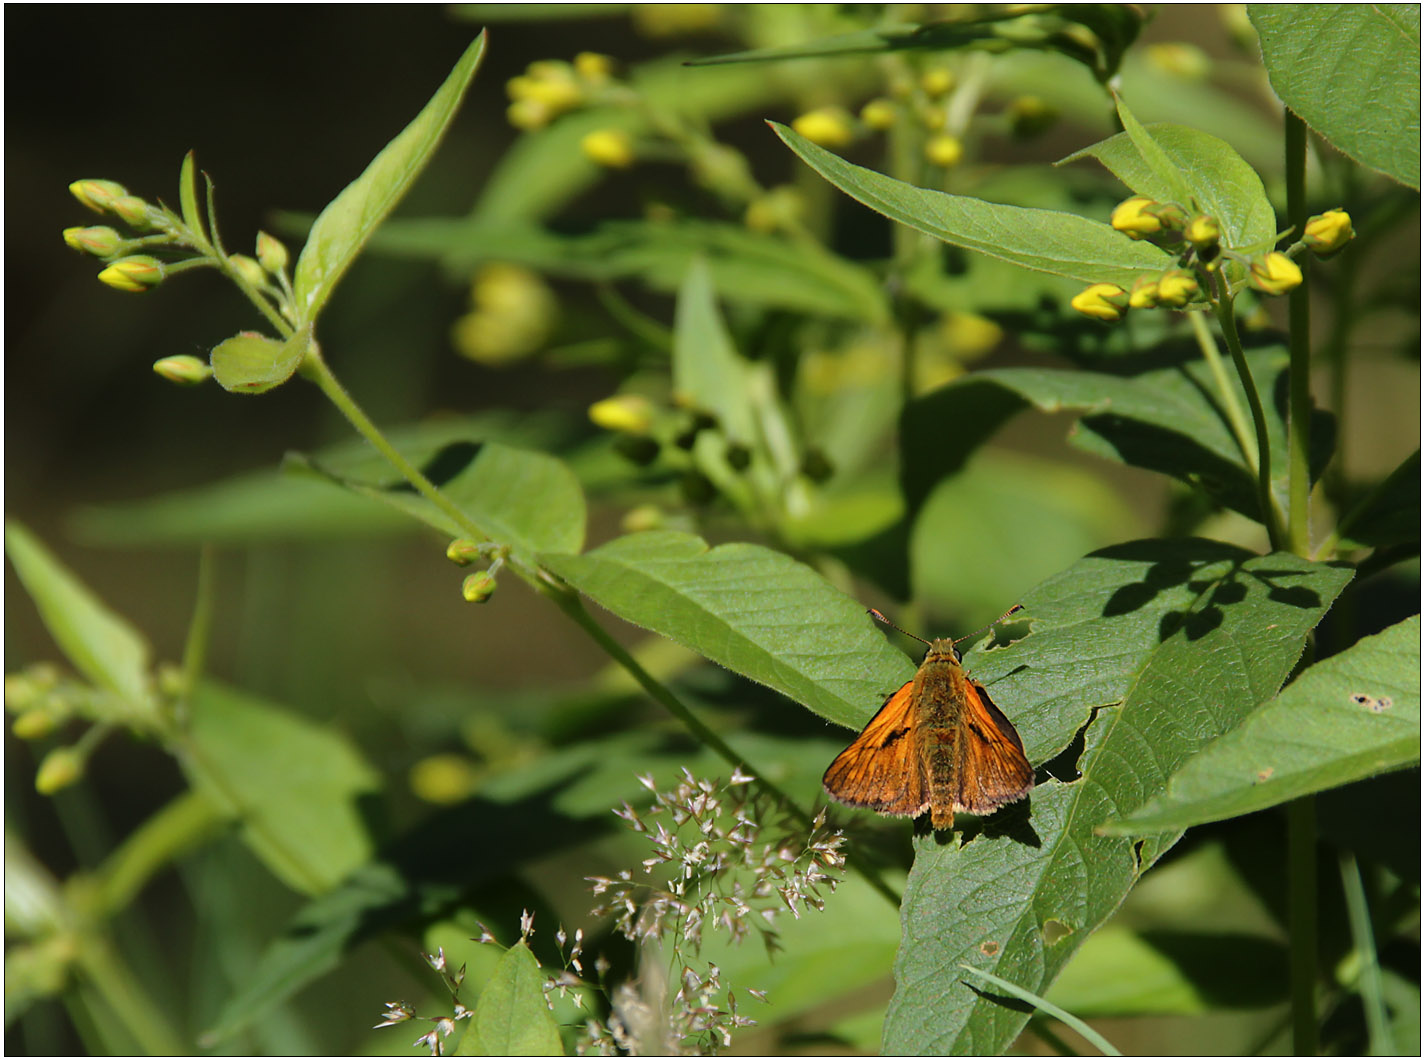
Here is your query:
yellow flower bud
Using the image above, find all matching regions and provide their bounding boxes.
[859,98,897,131]
[152,355,213,386]
[743,185,802,234]
[920,68,955,97]
[111,195,154,230]
[1145,42,1211,80]
[940,311,1002,358]
[574,51,614,83]
[69,178,127,214]
[590,394,654,434]
[1005,95,1057,138]
[11,708,58,741]
[791,107,854,149]
[461,571,497,603]
[62,225,123,258]
[1155,269,1200,308]
[1128,276,1160,309]
[1303,208,1353,256]
[919,105,947,131]
[621,504,665,533]
[925,133,963,167]
[521,75,582,113]
[228,253,267,288]
[446,538,484,567]
[1147,202,1186,233]
[1185,214,1220,251]
[507,98,552,131]
[1111,197,1162,239]
[1248,252,1303,295]
[97,255,164,293]
[409,753,477,804]
[36,747,84,794]
[581,128,635,169]
[256,231,289,273]
[1071,282,1129,322]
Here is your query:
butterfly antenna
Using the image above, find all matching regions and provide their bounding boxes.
[866,608,931,647]
[952,603,1025,648]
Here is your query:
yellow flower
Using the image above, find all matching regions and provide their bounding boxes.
[589,394,654,434]
[920,68,955,97]
[574,51,614,83]
[1155,269,1200,308]
[1185,214,1220,251]
[1110,196,1162,239]
[1248,252,1303,295]
[925,132,963,167]
[1303,208,1353,256]
[97,255,164,293]
[940,311,1002,358]
[1071,282,1129,322]
[791,107,854,149]
[859,98,897,131]
[581,128,635,169]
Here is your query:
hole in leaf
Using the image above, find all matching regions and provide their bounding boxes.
[979,939,1000,957]
[1042,918,1073,945]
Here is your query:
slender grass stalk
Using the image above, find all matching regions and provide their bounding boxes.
[1284,109,1313,557]
[1287,796,1320,1055]
[76,935,186,1056]
[957,963,1122,1056]
[1340,851,1396,1055]
[1188,309,1258,469]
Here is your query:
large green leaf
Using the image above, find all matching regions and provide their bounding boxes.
[181,680,380,896]
[1109,614,1419,833]
[458,941,563,1056]
[1061,122,1277,253]
[1250,4,1421,189]
[209,328,310,395]
[881,543,1352,1054]
[773,123,1173,288]
[541,531,915,731]
[5,520,154,716]
[292,34,486,323]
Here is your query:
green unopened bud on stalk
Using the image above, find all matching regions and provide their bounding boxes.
[461,571,497,603]
[255,231,290,273]
[1302,208,1354,257]
[62,226,123,258]
[446,538,483,566]
[69,178,127,214]
[1070,282,1129,322]
[36,747,84,794]
[152,355,212,386]
[97,255,164,293]
[1248,252,1303,295]
[12,708,58,740]
[111,195,155,230]
[229,253,266,288]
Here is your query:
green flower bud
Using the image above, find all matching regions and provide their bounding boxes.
[621,504,665,533]
[1110,196,1162,239]
[461,571,497,603]
[1248,252,1303,295]
[256,231,290,273]
[36,747,84,794]
[62,225,123,258]
[1070,282,1129,322]
[12,708,58,740]
[152,355,212,386]
[1303,208,1353,257]
[1155,268,1199,308]
[97,255,164,293]
[446,538,483,566]
[111,195,155,230]
[228,253,267,288]
[69,178,127,214]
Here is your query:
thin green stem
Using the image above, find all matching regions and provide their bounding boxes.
[176,546,216,724]
[75,934,186,1056]
[301,344,489,545]
[549,587,903,910]
[1287,796,1320,1056]
[1187,310,1257,468]
[1284,109,1313,557]
[1339,850,1395,1055]
[94,791,226,916]
[1212,273,1287,548]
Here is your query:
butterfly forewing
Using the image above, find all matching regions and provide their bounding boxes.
[821,682,930,817]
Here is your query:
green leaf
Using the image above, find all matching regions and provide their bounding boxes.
[1107,615,1419,834]
[673,258,756,443]
[182,680,380,895]
[773,123,1173,288]
[540,530,914,730]
[292,440,586,559]
[1337,449,1420,550]
[209,328,310,394]
[1061,122,1277,253]
[5,520,154,714]
[178,151,204,243]
[1250,4,1421,189]
[1110,96,1199,217]
[459,941,563,1056]
[881,543,1353,1054]
[293,34,486,323]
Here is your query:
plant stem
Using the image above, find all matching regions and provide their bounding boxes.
[1283,109,1312,557]
[1187,310,1257,469]
[76,934,186,1056]
[94,791,227,915]
[301,343,489,544]
[1212,274,1287,548]
[1287,796,1320,1055]
[549,586,903,910]
[1339,850,1395,1055]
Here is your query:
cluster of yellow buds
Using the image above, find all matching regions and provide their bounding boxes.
[447,539,506,603]
[449,263,557,365]
[506,53,615,131]
[64,179,178,293]
[5,664,98,794]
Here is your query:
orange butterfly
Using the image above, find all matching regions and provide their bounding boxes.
[823,610,1034,828]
